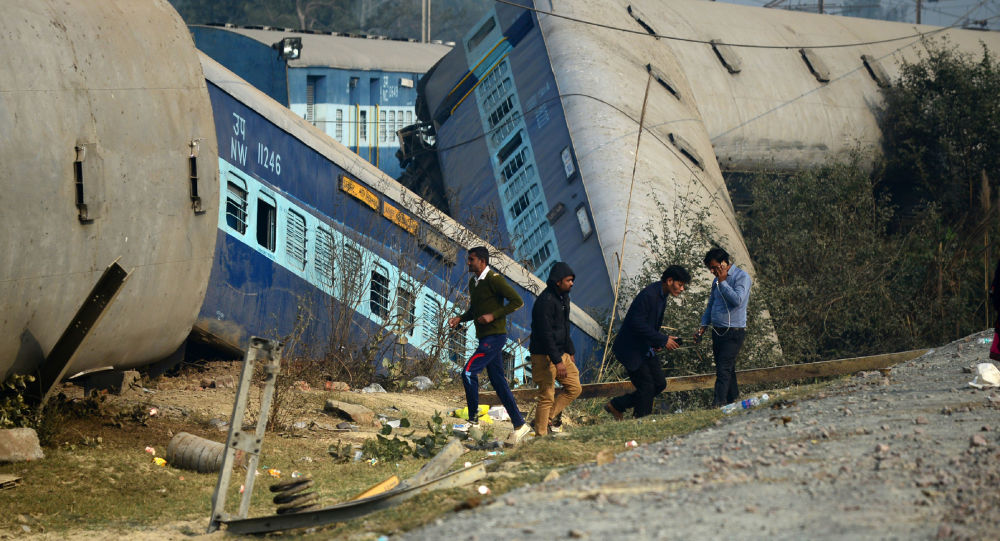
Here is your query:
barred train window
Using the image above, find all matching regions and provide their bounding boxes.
[343,245,362,299]
[225,178,248,234]
[286,210,307,270]
[315,227,334,287]
[396,286,416,336]
[379,111,386,142]
[370,266,391,318]
[422,295,442,344]
[335,109,344,140]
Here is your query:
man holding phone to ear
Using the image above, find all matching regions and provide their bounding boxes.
[696,247,752,407]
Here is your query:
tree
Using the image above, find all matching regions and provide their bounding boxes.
[880,39,1000,224]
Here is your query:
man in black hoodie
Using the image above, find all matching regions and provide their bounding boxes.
[529,262,582,436]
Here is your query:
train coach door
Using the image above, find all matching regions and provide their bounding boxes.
[369,77,380,166]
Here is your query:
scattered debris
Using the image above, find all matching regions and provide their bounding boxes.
[409,376,434,391]
[361,383,387,393]
[324,399,376,426]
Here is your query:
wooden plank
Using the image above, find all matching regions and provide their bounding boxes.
[352,475,399,501]
[481,349,929,405]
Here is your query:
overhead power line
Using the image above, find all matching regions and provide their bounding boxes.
[493,0,970,49]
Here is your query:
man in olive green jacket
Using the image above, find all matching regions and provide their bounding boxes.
[448,246,531,446]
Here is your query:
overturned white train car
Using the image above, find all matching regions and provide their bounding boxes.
[415,0,1000,312]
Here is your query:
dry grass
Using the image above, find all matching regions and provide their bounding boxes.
[0,375,844,538]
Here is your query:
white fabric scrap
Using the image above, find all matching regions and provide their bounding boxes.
[969,362,1000,389]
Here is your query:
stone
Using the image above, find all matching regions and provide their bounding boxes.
[328,381,350,391]
[875,443,890,454]
[0,428,44,462]
[216,375,236,388]
[361,383,386,393]
[84,370,140,395]
[324,399,375,426]
[409,376,434,391]
[970,434,988,447]
[915,416,929,425]
[543,469,560,482]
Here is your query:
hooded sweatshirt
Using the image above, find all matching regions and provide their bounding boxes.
[529,262,576,364]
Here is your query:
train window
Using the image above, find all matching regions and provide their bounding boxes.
[359,110,368,141]
[335,109,344,140]
[379,110,386,142]
[369,266,391,318]
[285,210,307,270]
[421,295,442,345]
[225,178,248,234]
[305,76,317,124]
[395,111,403,136]
[256,195,277,252]
[405,111,413,125]
[315,227,334,288]
[496,132,522,164]
[448,326,466,364]
[396,286,416,336]
[343,245,362,300]
[467,17,496,52]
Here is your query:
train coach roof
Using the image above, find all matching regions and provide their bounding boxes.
[193,25,452,72]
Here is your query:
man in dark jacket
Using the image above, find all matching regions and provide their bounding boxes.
[529,262,583,436]
[605,265,690,419]
[448,246,531,446]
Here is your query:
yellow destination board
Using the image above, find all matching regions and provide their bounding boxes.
[340,175,379,210]
[382,201,418,235]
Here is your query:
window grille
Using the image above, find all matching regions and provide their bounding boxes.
[396,286,416,336]
[225,178,248,234]
[370,267,390,318]
[285,210,307,270]
[315,227,334,287]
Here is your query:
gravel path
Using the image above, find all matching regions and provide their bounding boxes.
[404,333,1000,540]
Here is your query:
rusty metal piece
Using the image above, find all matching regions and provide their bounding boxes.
[223,461,487,535]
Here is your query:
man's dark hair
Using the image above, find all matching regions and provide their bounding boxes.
[661,265,691,283]
[468,246,490,265]
[703,247,730,266]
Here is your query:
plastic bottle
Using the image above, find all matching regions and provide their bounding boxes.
[740,397,760,409]
[720,403,739,414]
[978,337,994,344]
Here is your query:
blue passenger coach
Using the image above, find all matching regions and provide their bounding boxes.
[191,25,451,180]
[418,2,613,312]
[193,55,604,383]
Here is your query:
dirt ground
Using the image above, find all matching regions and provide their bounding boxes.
[404,332,1000,541]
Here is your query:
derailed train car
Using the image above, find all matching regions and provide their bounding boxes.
[0,0,219,381]
[415,0,1000,312]
[0,0,604,385]
[196,55,605,381]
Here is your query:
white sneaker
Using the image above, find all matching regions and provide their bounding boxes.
[504,424,532,447]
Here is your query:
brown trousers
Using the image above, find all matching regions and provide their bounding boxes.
[531,353,582,435]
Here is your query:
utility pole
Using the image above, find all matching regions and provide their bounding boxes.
[421,0,431,42]
[818,0,824,14]
[916,0,921,24]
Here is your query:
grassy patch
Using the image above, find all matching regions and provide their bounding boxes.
[0,379,841,538]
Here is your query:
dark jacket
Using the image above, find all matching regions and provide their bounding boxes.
[612,281,670,372]
[529,262,576,364]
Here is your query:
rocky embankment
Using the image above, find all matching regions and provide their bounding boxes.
[406,332,1000,540]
